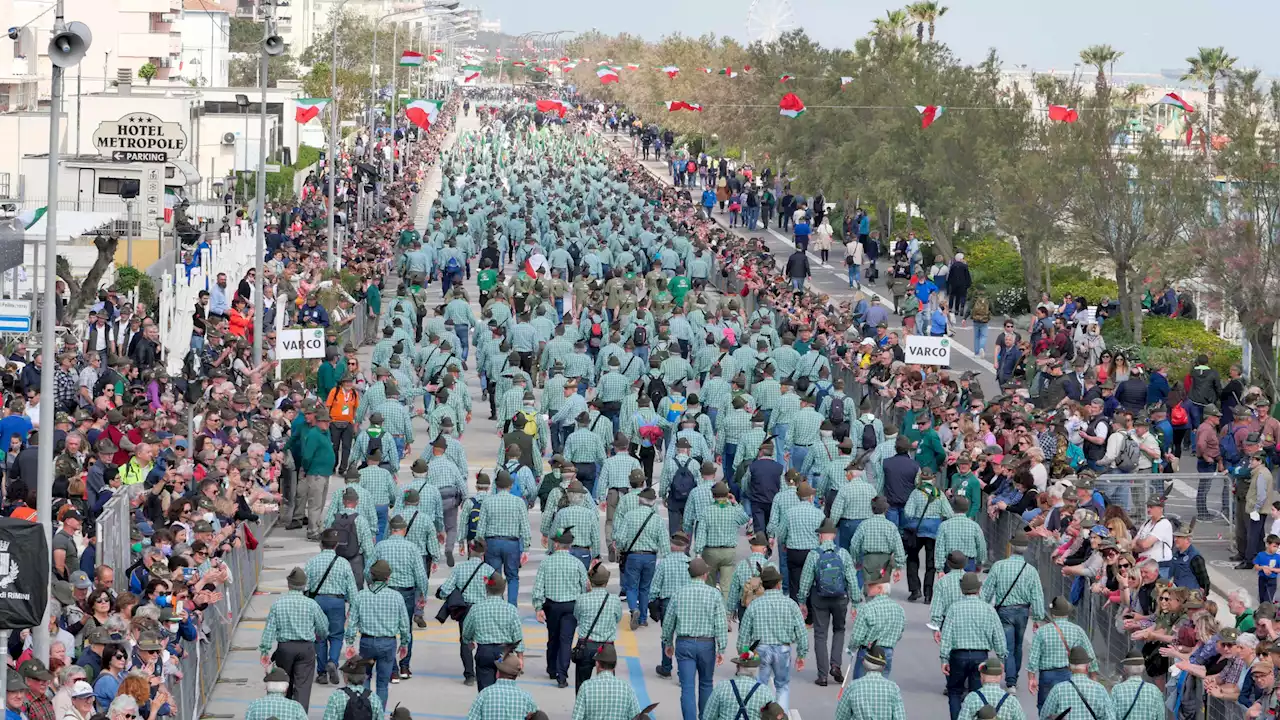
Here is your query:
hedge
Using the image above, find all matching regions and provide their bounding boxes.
[1102,316,1241,377]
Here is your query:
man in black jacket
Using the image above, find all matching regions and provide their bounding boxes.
[947,253,973,319]
[881,436,920,527]
[785,250,810,293]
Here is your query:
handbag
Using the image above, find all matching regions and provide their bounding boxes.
[901,495,935,551]
[571,595,610,664]
[434,561,485,624]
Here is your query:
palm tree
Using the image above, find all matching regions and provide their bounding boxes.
[1079,44,1123,99]
[871,9,912,40]
[907,2,948,43]
[1182,46,1238,112]
[1120,83,1146,106]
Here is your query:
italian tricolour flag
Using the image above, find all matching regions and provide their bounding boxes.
[665,100,703,112]
[294,98,329,123]
[597,67,620,84]
[461,65,483,84]
[399,50,424,67]
[524,253,547,278]
[536,99,567,118]
[916,105,945,128]
[778,93,805,118]
[660,66,680,78]
[404,99,443,130]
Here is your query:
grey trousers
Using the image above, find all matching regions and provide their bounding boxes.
[300,474,329,534]
[441,494,461,550]
[604,488,623,559]
[272,640,317,712]
[811,593,849,679]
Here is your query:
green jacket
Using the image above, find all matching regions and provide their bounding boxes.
[300,425,337,476]
[317,361,340,401]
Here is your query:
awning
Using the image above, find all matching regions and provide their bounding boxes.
[23,210,121,239]
[167,157,202,187]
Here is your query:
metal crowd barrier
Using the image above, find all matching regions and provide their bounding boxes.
[95,493,132,592]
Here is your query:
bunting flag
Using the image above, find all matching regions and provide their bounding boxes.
[427,54,440,62]
[596,59,612,66]
[779,74,794,83]
[840,77,853,89]
[524,253,547,278]
[18,206,46,230]
[533,66,551,74]
[743,65,753,72]
[399,50,423,67]
[561,62,577,71]
[294,98,329,123]
[916,105,945,128]
[597,66,620,84]
[659,66,680,78]
[719,67,738,78]
[1185,118,1195,146]
[778,93,806,118]
[625,63,639,71]
[701,67,714,73]
[461,65,483,84]
[536,99,567,118]
[1047,105,1079,123]
[665,100,703,112]
[432,48,443,54]
[511,61,527,67]
[1158,92,1195,113]
[404,99,443,130]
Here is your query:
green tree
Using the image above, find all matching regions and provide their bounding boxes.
[907,1,948,43]
[1182,46,1237,133]
[1079,44,1123,100]
[230,17,262,53]
[137,63,157,85]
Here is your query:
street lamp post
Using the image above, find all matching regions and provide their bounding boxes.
[327,0,355,269]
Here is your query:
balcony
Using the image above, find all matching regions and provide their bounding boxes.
[151,14,174,33]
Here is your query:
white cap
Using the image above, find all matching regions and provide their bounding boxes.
[955,252,964,261]
[70,681,95,698]
[860,338,874,346]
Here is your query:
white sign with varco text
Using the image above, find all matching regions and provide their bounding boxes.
[277,328,326,359]
[904,335,952,365]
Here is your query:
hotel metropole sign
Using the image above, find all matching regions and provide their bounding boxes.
[92,112,189,163]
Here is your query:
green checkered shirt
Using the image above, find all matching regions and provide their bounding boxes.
[550,503,603,559]
[777,502,824,550]
[753,379,781,411]
[304,549,358,603]
[681,481,716,535]
[380,401,415,446]
[324,484,377,534]
[596,371,630,403]
[798,542,863,605]
[401,506,443,559]
[574,588,623,642]
[930,569,966,629]
[345,579,409,648]
[438,557,497,606]
[366,536,430,597]
[834,672,907,720]
[328,508,375,558]
[476,491,532,547]
[939,596,1007,661]
[831,479,876,521]
[244,692,307,720]
[740,589,809,658]
[1028,619,1098,674]
[1110,677,1163,720]
[395,479,445,532]
[691,502,748,554]
[462,596,525,651]
[614,487,642,529]
[726,552,775,614]
[564,428,606,464]
[716,408,752,453]
[933,516,988,571]
[565,354,595,385]
[770,393,801,429]
[848,594,905,650]
[660,356,694,386]
[904,486,955,523]
[321,684,385,720]
[662,581,729,653]
[257,590,327,655]
[359,466,398,507]
[980,555,1047,621]
[599,453,641,491]
[614,506,667,555]
[465,679,538,720]
[733,427,772,475]
[785,407,824,447]
[356,382,386,424]
[651,552,692,600]
[700,378,732,412]
[957,682,1024,720]
[532,551,589,609]
[571,671,640,720]
[425,456,470,504]
[703,676,776,720]
[542,486,592,537]
[766,487,800,537]
[1040,674,1115,720]
[848,516,906,569]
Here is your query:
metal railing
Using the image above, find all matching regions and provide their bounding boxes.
[95,493,133,592]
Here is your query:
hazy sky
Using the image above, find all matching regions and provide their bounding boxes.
[481,0,1279,76]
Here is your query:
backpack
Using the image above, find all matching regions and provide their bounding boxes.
[464,496,483,541]
[1221,428,1243,465]
[636,414,664,446]
[667,458,697,511]
[589,322,604,347]
[1170,403,1189,427]
[445,256,461,273]
[331,513,360,560]
[686,160,697,173]
[814,382,831,410]
[663,394,686,424]
[814,549,848,598]
[362,430,384,467]
[970,296,991,323]
[645,375,668,410]
[632,325,649,347]
[537,473,559,512]
[861,422,878,451]
[518,411,538,437]
[829,395,846,425]
[340,687,374,720]
[741,562,765,608]
[1115,433,1142,473]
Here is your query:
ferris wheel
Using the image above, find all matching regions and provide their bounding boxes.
[746,0,795,43]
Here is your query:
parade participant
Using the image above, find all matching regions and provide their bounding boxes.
[600,433,643,557]
[830,456,876,550]
[847,573,905,678]
[726,532,777,622]
[244,666,307,720]
[980,528,1046,690]
[550,481,602,570]
[776,482,824,607]
[693,481,749,606]
[532,528,590,688]
[833,643,906,720]
[662,557,729,720]
[738,566,807,710]
[615,488,668,629]
[661,438,701,534]
[941,572,1008,720]
[570,644,641,720]
[477,470,532,604]
[650,532,693,678]
[319,658,384,720]
[798,518,862,686]
[933,497,988,572]
[398,489,444,622]
[465,651,538,720]
[572,564,623,691]
[325,468,379,538]
[902,469,954,603]
[564,412,607,498]
[258,567,326,713]
[1038,646,1115,720]
[1027,597,1098,710]
[304,528,358,687]
[956,656,1025,720]
[366,514,431,680]
[344,559,411,709]
[700,646,776,720]
[461,574,524,691]
[436,537,496,686]
[360,447,399,542]
[1108,650,1164,720]
[848,496,906,585]
[930,551,971,639]
[680,461,721,537]
[298,407,338,540]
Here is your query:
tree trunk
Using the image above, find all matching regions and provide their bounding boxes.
[928,21,936,42]
[1017,234,1043,311]
[916,23,924,43]
[1115,265,1134,341]
[59,235,120,319]
[875,200,892,240]
[1129,278,1144,344]
[1247,322,1277,398]
[922,215,955,260]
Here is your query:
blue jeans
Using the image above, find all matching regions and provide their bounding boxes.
[854,645,894,678]
[772,424,790,454]
[1195,459,1225,518]
[375,504,389,542]
[484,537,522,604]
[791,277,805,292]
[394,586,416,669]
[568,547,593,571]
[789,445,809,473]
[706,408,719,432]
[997,605,1029,687]
[313,595,345,670]
[886,507,904,529]
[675,637,716,720]
[455,324,470,363]
[623,553,657,620]
[758,644,793,710]
[972,322,988,357]
[359,635,397,710]
[634,345,650,367]
[946,649,986,720]
[837,518,862,552]
[1037,667,1072,710]
[847,265,860,288]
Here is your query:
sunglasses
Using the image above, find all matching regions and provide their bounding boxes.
[1118,564,1132,570]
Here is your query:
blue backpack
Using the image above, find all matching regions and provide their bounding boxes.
[464,497,483,541]
[814,549,847,598]
[445,256,462,273]
[1221,428,1242,465]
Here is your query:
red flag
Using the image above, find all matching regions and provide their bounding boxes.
[536,99,567,118]
[1185,121,1194,146]
[1047,105,1079,123]
[915,105,945,129]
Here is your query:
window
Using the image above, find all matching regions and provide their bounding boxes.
[98,177,125,195]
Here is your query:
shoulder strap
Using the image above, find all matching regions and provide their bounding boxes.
[624,510,658,554]
[1050,621,1072,657]
[994,692,1012,713]
[582,593,609,640]
[912,496,936,532]
[1068,679,1100,720]
[458,561,485,594]
[731,680,761,720]
[995,561,1029,608]
[307,554,341,598]
[405,511,419,536]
